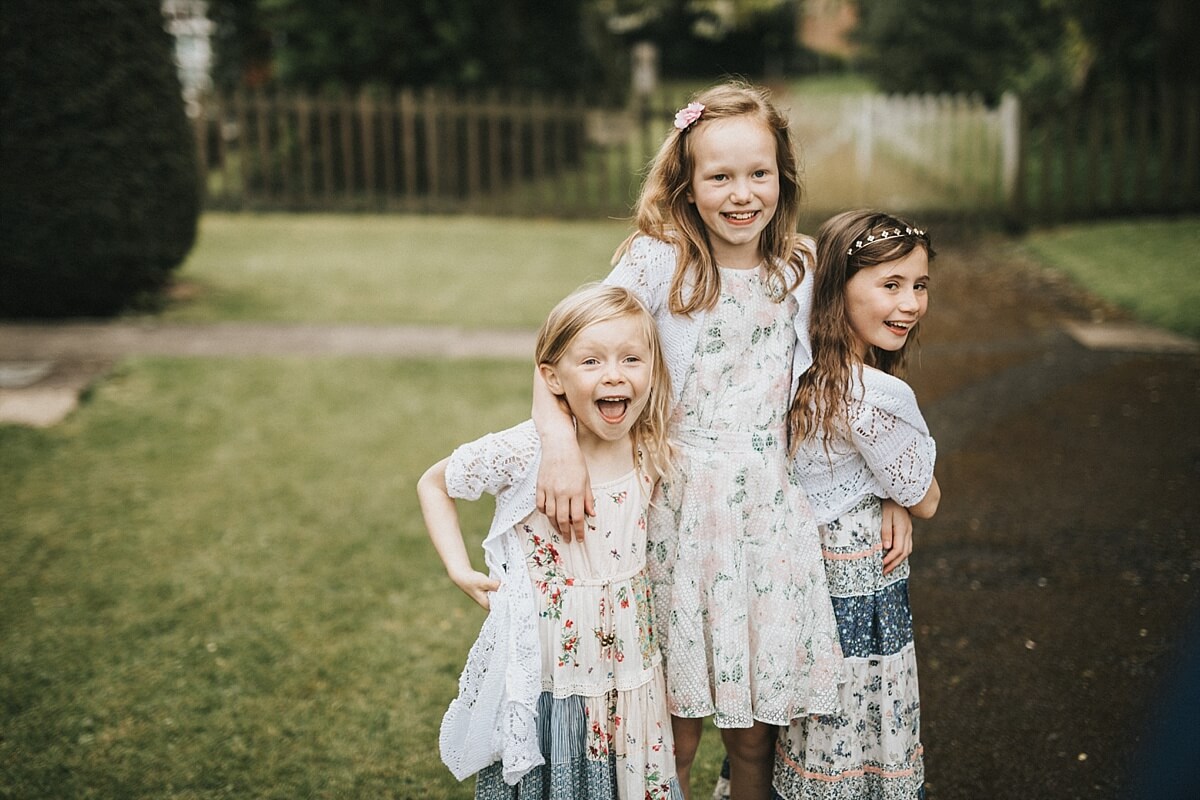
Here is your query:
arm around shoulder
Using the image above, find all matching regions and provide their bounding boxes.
[531,365,592,540]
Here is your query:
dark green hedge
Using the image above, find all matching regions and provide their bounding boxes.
[1,0,199,317]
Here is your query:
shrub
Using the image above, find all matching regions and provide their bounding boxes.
[0,0,199,317]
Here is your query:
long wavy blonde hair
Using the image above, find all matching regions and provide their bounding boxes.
[615,80,812,314]
[536,284,674,477]
[789,209,935,450]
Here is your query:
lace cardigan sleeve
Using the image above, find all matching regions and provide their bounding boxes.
[850,370,937,508]
[606,235,703,400]
[604,234,676,313]
[445,421,540,503]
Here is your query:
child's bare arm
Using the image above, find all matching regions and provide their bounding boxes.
[532,366,593,540]
[417,458,500,610]
[908,475,940,520]
[880,476,939,574]
[880,499,913,575]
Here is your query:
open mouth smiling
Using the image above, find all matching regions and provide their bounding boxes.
[597,397,629,423]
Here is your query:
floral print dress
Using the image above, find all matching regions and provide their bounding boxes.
[474,464,683,800]
[647,266,844,729]
[773,496,925,800]
[773,366,935,800]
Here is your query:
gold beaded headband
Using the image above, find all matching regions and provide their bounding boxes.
[847,226,926,256]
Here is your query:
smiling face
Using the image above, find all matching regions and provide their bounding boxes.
[686,115,780,269]
[539,314,654,450]
[844,247,930,359]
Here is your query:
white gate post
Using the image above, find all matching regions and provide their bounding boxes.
[999,92,1020,205]
[856,95,874,185]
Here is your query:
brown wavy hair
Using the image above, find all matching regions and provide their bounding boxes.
[536,283,674,478]
[789,209,935,450]
[615,80,812,314]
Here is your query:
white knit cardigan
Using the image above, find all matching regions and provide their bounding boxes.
[438,420,544,785]
[604,234,815,402]
[791,366,937,526]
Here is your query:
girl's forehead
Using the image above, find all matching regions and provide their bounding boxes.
[572,314,653,346]
[855,247,930,278]
[697,115,772,140]
[689,117,777,163]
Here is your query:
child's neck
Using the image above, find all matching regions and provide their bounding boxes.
[712,242,764,270]
[576,431,636,484]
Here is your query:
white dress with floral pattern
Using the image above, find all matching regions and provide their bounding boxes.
[474,464,682,799]
[647,266,844,728]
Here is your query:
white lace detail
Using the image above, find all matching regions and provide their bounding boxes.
[791,367,936,525]
[605,235,814,402]
[496,531,542,784]
[439,421,544,784]
[438,559,512,780]
[445,421,541,572]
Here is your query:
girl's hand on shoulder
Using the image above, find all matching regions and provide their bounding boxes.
[536,437,594,541]
[881,499,913,575]
[532,366,594,540]
[450,569,501,611]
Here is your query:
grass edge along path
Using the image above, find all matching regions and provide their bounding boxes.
[1020,216,1200,338]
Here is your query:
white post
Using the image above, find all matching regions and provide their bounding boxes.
[631,42,659,101]
[999,92,1020,204]
[856,94,874,185]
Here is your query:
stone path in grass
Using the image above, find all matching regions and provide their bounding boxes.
[0,321,537,427]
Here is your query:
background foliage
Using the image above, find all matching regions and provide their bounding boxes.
[854,0,1200,105]
[0,0,199,317]
[210,0,609,92]
[208,0,812,94]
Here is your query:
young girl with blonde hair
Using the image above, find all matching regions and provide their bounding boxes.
[775,209,941,799]
[535,81,852,800]
[419,284,683,799]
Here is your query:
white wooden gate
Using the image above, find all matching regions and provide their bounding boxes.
[783,90,1020,221]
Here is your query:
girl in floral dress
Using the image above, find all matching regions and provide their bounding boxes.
[775,210,941,800]
[534,82,847,800]
[418,284,684,799]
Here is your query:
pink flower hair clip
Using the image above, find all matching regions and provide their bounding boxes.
[674,102,705,131]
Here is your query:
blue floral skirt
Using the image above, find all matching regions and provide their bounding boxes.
[773,495,925,800]
[475,687,684,800]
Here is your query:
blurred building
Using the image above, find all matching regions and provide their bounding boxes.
[799,0,857,59]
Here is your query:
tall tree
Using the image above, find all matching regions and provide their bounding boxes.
[1,0,199,316]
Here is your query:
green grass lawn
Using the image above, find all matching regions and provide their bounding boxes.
[1021,216,1200,337]
[1,358,525,797]
[0,357,730,797]
[161,213,631,327]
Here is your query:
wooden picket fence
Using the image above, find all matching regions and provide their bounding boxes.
[192,84,1200,224]
[193,88,658,216]
[1012,84,1200,222]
